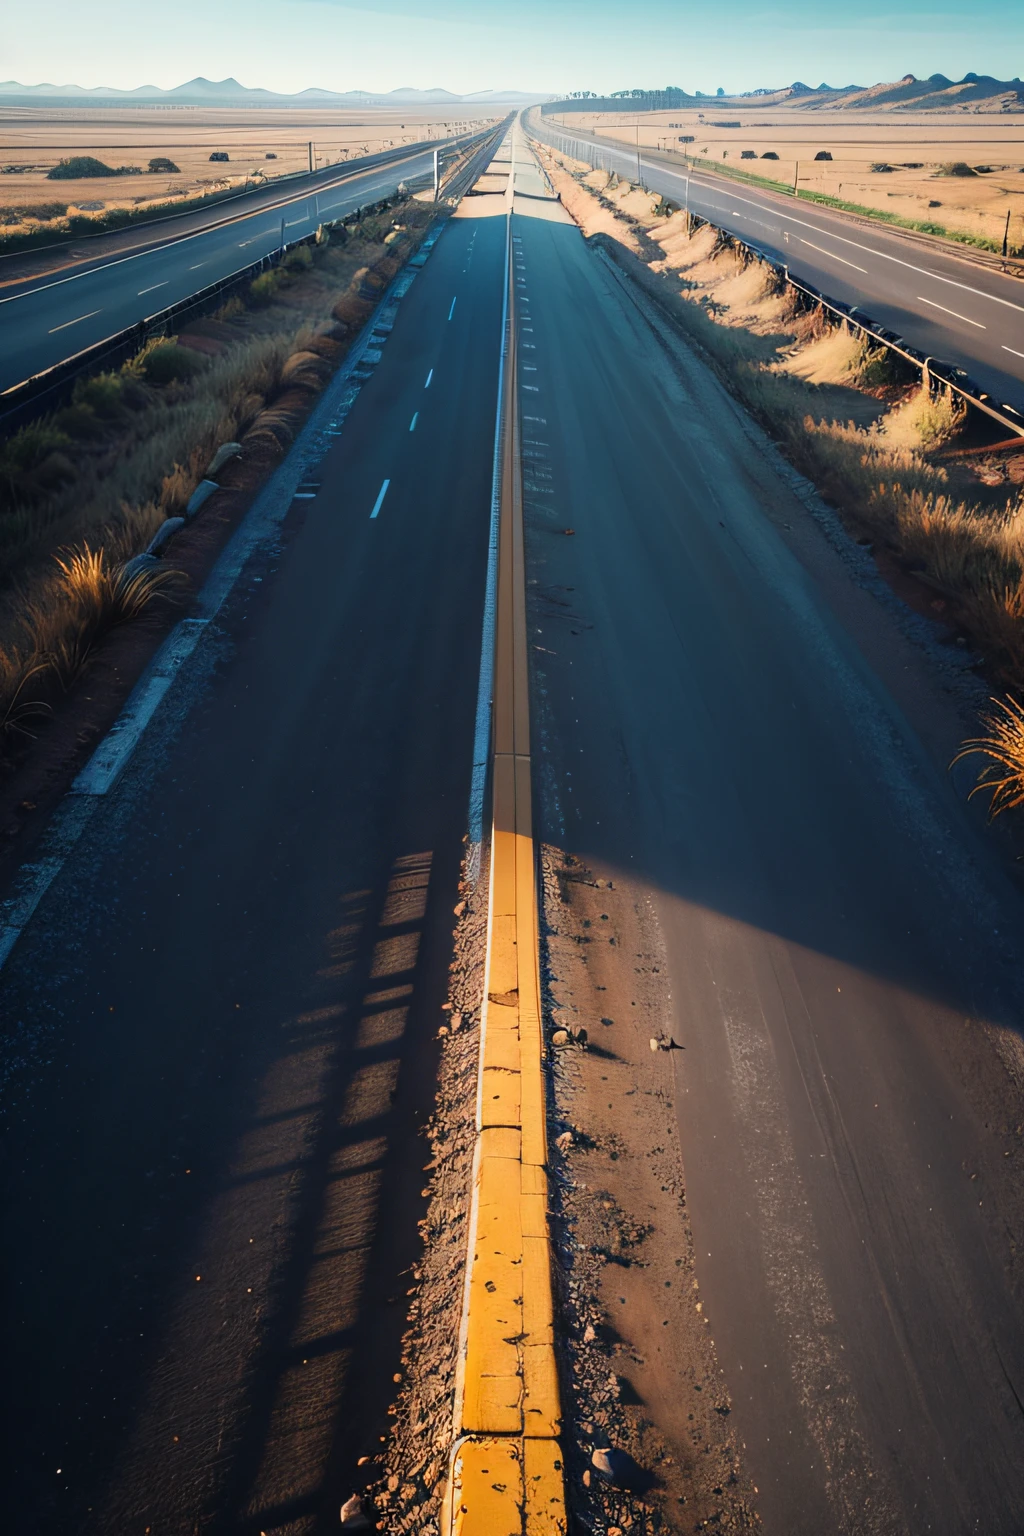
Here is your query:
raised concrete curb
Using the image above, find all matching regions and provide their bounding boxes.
[445,124,566,1536]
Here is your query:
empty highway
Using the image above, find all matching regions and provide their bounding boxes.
[0,129,493,395]
[529,108,1024,424]
[4,118,1024,1536]
[512,122,1024,1534]
[0,163,506,1534]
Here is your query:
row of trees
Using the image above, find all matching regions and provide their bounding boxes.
[563,87,727,100]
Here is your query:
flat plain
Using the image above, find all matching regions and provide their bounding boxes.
[0,105,497,233]
[552,108,1024,248]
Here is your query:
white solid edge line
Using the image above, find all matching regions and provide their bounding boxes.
[554,126,1024,318]
[370,478,391,518]
[917,295,986,328]
[0,258,420,972]
[0,145,437,309]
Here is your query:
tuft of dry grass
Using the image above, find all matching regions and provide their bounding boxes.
[952,694,1024,817]
[0,545,185,739]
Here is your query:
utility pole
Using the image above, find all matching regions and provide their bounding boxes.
[308,141,315,174]
[793,159,799,196]
[1003,207,1012,259]
[433,147,440,199]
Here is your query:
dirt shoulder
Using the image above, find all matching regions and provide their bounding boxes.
[541,848,761,1534]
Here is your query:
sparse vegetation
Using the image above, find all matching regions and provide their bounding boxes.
[48,156,140,180]
[136,339,206,385]
[953,695,1024,817]
[0,547,184,737]
[937,161,978,177]
[148,157,181,174]
[0,199,435,754]
[544,146,1024,809]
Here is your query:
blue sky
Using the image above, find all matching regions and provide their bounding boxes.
[5,0,1021,96]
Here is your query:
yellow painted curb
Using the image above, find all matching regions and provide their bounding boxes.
[446,130,566,1535]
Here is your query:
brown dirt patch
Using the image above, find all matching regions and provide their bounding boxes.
[541,847,761,1534]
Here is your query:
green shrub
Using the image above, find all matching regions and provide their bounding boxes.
[53,403,101,439]
[74,372,127,418]
[249,269,284,304]
[138,341,204,385]
[48,156,116,180]
[283,243,314,273]
[4,201,68,222]
[148,157,180,174]
[0,424,75,503]
[0,424,72,475]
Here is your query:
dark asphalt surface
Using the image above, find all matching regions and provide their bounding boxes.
[528,110,1024,423]
[0,202,504,1534]
[512,154,1024,1534]
[0,133,486,394]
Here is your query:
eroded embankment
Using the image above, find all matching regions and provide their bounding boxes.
[538,147,1024,730]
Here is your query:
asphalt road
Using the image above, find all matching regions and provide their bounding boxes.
[512,138,1024,1533]
[528,110,1024,423]
[0,133,488,395]
[0,193,505,1533]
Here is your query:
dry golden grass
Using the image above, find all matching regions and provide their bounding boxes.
[0,200,434,749]
[0,546,184,736]
[952,694,1024,816]
[542,143,1024,812]
[556,109,1024,251]
[0,104,493,235]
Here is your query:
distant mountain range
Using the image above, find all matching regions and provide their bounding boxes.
[744,72,1024,112]
[0,76,543,107]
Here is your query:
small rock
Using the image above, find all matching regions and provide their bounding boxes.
[582,1469,591,1488]
[340,1492,370,1528]
[583,1323,596,1342]
[552,1029,570,1046]
[590,1445,653,1492]
[453,900,466,918]
[556,1130,574,1150]
[649,1038,661,1053]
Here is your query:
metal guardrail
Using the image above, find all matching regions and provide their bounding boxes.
[528,117,1024,442]
[0,132,487,267]
[0,124,506,438]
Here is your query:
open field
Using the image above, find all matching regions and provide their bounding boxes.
[550,109,1024,251]
[0,105,497,235]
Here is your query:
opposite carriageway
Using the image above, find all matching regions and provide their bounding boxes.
[528,107,1024,433]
